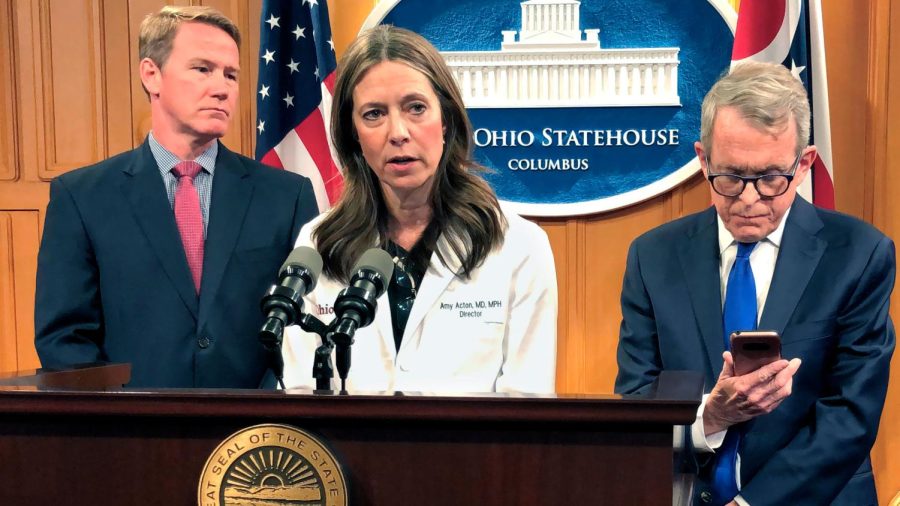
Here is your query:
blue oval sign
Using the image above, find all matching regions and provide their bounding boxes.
[363,0,735,216]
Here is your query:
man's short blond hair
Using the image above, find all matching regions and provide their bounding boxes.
[139,6,240,68]
[700,61,811,156]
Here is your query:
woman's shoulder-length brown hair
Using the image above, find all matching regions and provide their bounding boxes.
[314,25,506,282]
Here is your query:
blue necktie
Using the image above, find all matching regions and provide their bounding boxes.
[711,241,757,505]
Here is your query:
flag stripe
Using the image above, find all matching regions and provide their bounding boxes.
[731,1,796,66]
[323,71,336,94]
[318,72,342,181]
[260,150,284,170]
[812,157,834,209]
[807,0,834,208]
[273,129,331,211]
[732,1,785,60]
[294,107,343,203]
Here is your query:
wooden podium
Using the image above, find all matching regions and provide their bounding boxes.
[0,365,702,505]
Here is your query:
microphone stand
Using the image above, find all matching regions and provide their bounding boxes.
[294,264,386,392]
[297,314,337,391]
[297,314,356,393]
[270,311,351,392]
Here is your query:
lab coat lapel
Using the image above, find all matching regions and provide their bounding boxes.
[371,285,394,354]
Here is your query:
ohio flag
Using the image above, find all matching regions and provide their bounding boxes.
[255,0,343,211]
[731,0,834,209]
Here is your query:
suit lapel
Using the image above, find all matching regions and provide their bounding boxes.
[398,235,459,350]
[121,141,199,319]
[759,198,826,335]
[677,207,725,373]
[197,144,253,326]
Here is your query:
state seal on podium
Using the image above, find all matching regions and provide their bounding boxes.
[198,424,348,505]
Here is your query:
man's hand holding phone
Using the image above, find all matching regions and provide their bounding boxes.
[703,331,802,435]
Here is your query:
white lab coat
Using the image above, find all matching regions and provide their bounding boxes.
[282,208,558,394]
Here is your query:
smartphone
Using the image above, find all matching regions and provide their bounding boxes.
[730,330,782,376]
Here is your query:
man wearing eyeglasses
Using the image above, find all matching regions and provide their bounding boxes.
[615,61,894,506]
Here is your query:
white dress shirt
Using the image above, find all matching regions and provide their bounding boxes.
[681,209,791,506]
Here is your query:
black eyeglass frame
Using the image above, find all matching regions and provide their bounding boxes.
[704,152,803,198]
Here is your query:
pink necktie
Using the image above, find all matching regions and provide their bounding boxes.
[172,161,204,294]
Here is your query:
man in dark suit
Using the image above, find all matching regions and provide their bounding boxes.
[34,6,318,388]
[616,61,895,505]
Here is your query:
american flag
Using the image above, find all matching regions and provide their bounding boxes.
[255,0,343,211]
[731,0,834,209]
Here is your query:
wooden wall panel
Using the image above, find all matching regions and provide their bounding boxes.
[11,0,39,180]
[581,196,672,393]
[0,179,48,372]
[534,219,570,391]
[0,214,16,371]
[823,0,898,501]
[0,211,40,373]
[871,0,899,501]
[0,0,17,182]
[38,0,106,177]
[11,211,39,372]
[245,0,262,155]
[822,1,872,220]
[556,219,585,393]
[101,0,136,157]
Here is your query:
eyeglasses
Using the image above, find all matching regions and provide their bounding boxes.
[705,152,802,198]
[392,254,417,304]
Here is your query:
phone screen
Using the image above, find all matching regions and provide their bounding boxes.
[730,330,782,376]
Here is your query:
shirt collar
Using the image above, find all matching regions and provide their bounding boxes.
[717,206,792,255]
[148,132,218,175]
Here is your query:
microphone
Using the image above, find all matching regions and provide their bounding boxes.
[330,248,394,389]
[258,246,323,386]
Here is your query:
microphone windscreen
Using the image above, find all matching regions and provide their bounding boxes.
[354,248,394,285]
[280,246,324,282]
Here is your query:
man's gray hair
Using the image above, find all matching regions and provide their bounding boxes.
[700,61,811,156]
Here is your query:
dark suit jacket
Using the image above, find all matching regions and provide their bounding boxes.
[34,140,319,388]
[615,197,895,505]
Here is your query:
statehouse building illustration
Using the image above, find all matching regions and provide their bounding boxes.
[440,0,681,108]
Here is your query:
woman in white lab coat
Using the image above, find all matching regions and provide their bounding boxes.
[282,25,557,394]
